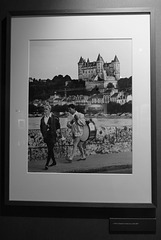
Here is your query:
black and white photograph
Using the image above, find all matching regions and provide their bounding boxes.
[1,2,158,239]
[28,39,132,173]
[6,12,152,205]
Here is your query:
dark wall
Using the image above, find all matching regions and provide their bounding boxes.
[1,0,161,239]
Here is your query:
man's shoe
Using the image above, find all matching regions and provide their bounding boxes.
[49,161,56,167]
[44,165,49,170]
[78,157,86,161]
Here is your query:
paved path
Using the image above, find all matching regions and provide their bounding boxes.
[28,152,132,173]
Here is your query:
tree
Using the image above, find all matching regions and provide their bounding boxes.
[107,102,121,114]
[121,102,132,113]
[107,82,114,89]
[90,85,100,94]
[64,75,71,82]
[117,76,132,92]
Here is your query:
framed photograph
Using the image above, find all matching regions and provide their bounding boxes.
[4,9,156,208]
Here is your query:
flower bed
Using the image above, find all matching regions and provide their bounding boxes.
[28,126,132,161]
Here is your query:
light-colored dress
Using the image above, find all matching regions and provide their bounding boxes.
[68,111,86,137]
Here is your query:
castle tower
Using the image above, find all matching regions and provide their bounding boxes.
[78,54,120,82]
[78,56,84,80]
[113,55,120,80]
[96,54,104,79]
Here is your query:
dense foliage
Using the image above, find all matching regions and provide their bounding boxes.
[107,101,132,114]
[117,76,132,94]
[29,75,87,101]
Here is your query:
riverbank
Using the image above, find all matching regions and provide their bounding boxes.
[29,115,132,129]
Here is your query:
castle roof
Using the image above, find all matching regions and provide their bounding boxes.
[88,94,104,100]
[79,54,119,64]
[82,61,96,68]
[78,54,119,71]
[113,55,119,62]
[111,93,118,98]
[104,89,111,94]
[97,53,104,62]
[78,56,85,64]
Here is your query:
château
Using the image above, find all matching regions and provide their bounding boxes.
[78,54,120,89]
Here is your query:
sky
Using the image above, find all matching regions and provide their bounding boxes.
[29,39,132,80]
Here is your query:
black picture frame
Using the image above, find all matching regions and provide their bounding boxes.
[3,8,157,218]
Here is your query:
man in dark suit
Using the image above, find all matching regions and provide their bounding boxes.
[40,104,61,170]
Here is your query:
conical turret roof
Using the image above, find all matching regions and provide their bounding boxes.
[78,56,84,64]
[113,55,119,62]
[97,53,104,62]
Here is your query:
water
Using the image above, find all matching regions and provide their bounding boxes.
[29,116,132,130]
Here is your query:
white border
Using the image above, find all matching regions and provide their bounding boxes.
[10,14,151,203]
